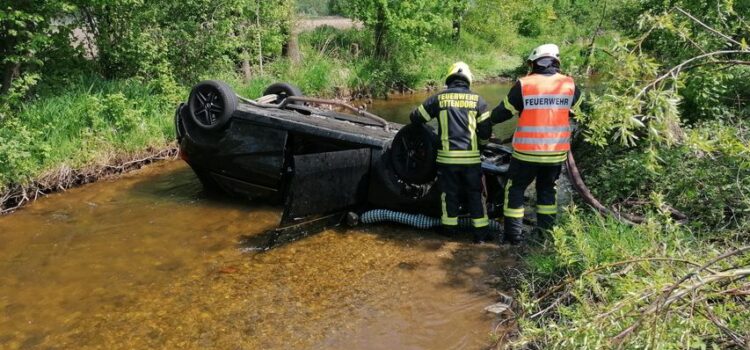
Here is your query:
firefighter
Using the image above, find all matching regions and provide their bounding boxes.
[409,62,492,243]
[478,44,583,245]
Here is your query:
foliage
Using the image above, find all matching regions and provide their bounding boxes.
[510,210,750,349]
[582,120,750,231]
[0,0,76,112]
[0,76,178,190]
[336,0,454,59]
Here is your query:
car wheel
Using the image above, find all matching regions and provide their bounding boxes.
[263,82,304,104]
[188,80,238,131]
[390,123,438,185]
[368,144,441,216]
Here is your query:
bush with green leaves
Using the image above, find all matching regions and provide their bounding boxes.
[510,210,750,349]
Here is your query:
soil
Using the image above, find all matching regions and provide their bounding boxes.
[0,146,177,215]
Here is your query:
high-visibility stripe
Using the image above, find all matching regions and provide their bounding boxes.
[418,105,431,121]
[503,180,525,218]
[438,150,480,157]
[514,137,570,145]
[437,156,481,165]
[504,208,524,218]
[439,110,449,152]
[503,96,519,116]
[516,126,571,133]
[537,204,557,215]
[441,193,458,226]
[512,151,568,163]
[468,110,478,151]
[472,217,490,228]
[477,111,491,123]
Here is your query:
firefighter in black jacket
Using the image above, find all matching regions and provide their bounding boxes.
[478,44,582,245]
[409,62,491,243]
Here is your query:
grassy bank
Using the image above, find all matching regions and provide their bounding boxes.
[494,120,750,349]
[501,210,750,349]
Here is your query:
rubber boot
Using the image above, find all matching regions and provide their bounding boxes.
[472,227,491,244]
[439,225,460,237]
[503,217,524,245]
[537,213,556,233]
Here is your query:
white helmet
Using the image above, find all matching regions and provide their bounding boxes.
[527,44,560,62]
[445,61,473,85]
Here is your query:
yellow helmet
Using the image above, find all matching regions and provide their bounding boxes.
[445,61,473,85]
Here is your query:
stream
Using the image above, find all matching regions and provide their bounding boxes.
[0,83,517,350]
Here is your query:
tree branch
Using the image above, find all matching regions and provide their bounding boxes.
[674,7,742,47]
[636,50,750,98]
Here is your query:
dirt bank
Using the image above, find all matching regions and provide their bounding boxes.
[0,146,177,215]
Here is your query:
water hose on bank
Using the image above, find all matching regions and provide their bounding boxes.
[360,209,503,231]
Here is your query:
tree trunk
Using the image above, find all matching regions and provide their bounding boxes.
[256,0,264,74]
[283,28,301,65]
[241,57,252,82]
[1,63,21,95]
[374,6,388,59]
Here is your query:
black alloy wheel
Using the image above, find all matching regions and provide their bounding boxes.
[188,80,238,131]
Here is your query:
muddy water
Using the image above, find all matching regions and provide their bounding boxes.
[0,83,516,350]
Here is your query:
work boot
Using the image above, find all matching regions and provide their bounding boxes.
[503,217,524,245]
[537,214,556,232]
[472,227,492,244]
[439,225,460,237]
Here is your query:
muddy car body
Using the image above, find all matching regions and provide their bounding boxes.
[175,81,512,227]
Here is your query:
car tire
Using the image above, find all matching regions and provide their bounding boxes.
[263,82,304,104]
[390,123,438,185]
[188,80,238,131]
[368,144,441,216]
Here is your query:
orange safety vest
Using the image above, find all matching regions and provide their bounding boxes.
[512,73,575,163]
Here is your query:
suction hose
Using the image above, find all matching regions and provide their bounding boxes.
[360,209,502,231]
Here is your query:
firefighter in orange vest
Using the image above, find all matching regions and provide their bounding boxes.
[410,62,492,243]
[478,44,582,244]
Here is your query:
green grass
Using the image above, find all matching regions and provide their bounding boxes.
[0,76,181,189]
[508,208,750,349]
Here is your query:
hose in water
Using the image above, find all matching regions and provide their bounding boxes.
[360,209,502,231]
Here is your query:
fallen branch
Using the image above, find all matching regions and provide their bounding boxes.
[611,247,750,346]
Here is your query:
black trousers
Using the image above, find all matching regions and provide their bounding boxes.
[437,164,489,228]
[503,159,562,228]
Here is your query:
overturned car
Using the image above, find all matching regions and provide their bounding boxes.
[174,80,512,233]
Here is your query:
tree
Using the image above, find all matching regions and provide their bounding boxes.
[0,1,71,104]
[337,0,453,59]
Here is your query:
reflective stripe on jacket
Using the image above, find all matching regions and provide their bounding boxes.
[511,73,575,163]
